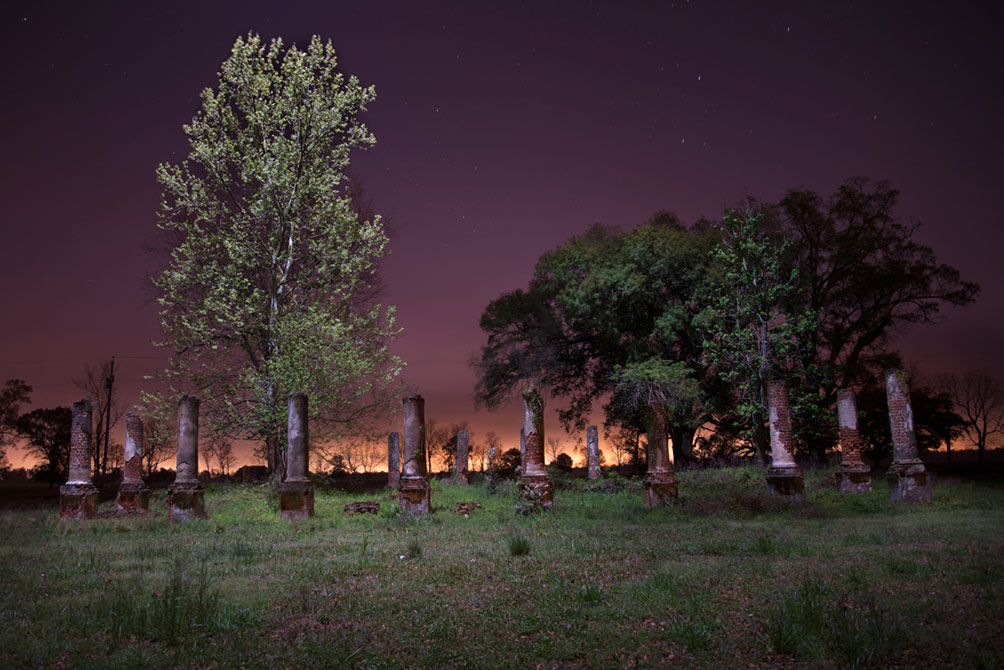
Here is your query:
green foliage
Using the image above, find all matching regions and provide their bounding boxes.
[702,208,818,448]
[766,577,904,667]
[508,535,531,556]
[152,34,402,474]
[474,214,719,461]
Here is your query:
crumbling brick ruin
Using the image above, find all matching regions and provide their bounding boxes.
[885,369,931,503]
[116,412,151,511]
[764,379,805,499]
[168,395,207,520]
[280,392,314,520]
[60,398,99,520]
[836,389,872,493]
[398,395,431,514]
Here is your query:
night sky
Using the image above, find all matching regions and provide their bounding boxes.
[2,2,1002,468]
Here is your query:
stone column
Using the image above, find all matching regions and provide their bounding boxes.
[398,395,431,514]
[885,370,931,503]
[455,429,470,485]
[644,405,678,506]
[387,431,401,489]
[116,413,151,511]
[168,396,207,520]
[764,379,805,499]
[519,427,526,477]
[586,425,601,481]
[836,389,872,493]
[519,384,553,509]
[60,399,99,520]
[280,393,314,520]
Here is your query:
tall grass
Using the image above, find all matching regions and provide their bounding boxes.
[0,468,1000,669]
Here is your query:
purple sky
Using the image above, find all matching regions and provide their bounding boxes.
[2,2,1002,468]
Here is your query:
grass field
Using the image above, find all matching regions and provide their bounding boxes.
[0,467,1001,669]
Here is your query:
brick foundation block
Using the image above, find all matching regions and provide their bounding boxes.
[766,466,805,499]
[168,481,207,521]
[399,475,431,514]
[280,480,315,520]
[644,473,679,507]
[116,482,151,512]
[60,483,99,520]
[887,461,931,503]
[838,465,873,494]
[519,473,553,509]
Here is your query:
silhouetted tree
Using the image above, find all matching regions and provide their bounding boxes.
[0,379,32,470]
[943,371,1004,464]
[73,360,122,480]
[17,407,71,485]
[774,177,979,460]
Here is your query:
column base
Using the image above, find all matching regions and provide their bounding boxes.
[644,472,679,507]
[60,483,99,520]
[399,475,431,514]
[887,460,930,503]
[168,481,207,521]
[766,465,805,500]
[116,481,151,512]
[279,480,315,520]
[838,464,872,494]
[519,473,553,509]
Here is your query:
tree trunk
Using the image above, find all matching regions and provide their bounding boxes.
[669,425,696,466]
[753,422,768,469]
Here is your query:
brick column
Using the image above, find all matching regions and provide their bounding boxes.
[455,429,470,485]
[644,404,679,506]
[168,396,207,520]
[60,399,99,520]
[280,393,313,520]
[387,431,401,489]
[764,379,805,499]
[586,425,601,481]
[836,389,871,493]
[398,395,431,514]
[519,383,553,509]
[519,427,526,477]
[885,370,931,503]
[116,413,151,511]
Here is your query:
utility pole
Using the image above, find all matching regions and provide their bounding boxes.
[102,356,115,480]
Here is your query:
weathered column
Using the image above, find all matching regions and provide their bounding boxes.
[519,384,553,509]
[168,396,207,520]
[455,429,470,485]
[587,425,601,481]
[885,370,931,503]
[386,431,401,489]
[764,379,805,499]
[116,413,151,511]
[398,395,431,514]
[280,393,313,520]
[644,405,678,506]
[836,389,872,493]
[519,427,526,477]
[60,399,99,520]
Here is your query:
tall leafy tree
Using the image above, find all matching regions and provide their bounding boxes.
[152,34,402,478]
[776,177,979,459]
[702,208,818,464]
[474,214,720,463]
